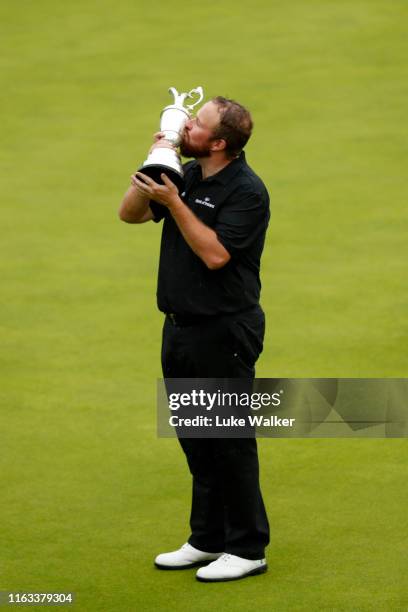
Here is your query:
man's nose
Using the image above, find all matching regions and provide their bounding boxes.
[185,119,193,130]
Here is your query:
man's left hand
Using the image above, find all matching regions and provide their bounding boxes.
[131,172,181,209]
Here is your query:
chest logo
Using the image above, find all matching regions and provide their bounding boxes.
[194,196,215,209]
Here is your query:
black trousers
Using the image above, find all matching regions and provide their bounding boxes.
[161,305,270,560]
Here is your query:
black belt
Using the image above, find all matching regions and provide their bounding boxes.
[166,312,213,327]
[166,306,256,327]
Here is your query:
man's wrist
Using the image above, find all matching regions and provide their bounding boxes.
[168,195,184,213]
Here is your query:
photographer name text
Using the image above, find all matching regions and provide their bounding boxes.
[169,415,295,428]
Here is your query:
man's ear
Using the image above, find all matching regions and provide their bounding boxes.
[210,139,227,152]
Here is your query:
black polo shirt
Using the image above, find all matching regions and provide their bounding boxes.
[149,151,270,316]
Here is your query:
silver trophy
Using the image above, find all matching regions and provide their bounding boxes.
[139,86,204,189]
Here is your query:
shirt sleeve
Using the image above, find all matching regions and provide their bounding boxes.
[215,184,270,257]
[149,200,169,223]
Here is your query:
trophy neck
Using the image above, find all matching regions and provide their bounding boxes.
[160,105,190,146]
[161,105,190,117]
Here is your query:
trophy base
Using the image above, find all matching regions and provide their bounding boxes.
[137,164,184,192]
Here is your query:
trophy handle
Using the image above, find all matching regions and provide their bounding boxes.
[168,86,189,107]
[186,87,204,111]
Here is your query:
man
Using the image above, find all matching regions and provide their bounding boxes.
[119,96,270,582]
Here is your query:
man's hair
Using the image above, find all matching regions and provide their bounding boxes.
[211,96,253,159]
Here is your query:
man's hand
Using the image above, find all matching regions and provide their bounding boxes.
[148,132,177,155]
[131,172,181,209]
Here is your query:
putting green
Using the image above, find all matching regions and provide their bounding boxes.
[1,1,406,610]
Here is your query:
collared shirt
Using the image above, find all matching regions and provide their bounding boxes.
[149,151,270,316]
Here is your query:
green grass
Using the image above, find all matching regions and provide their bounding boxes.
[1,1,407,610]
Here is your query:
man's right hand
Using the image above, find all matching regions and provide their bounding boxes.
[148,132,176,154]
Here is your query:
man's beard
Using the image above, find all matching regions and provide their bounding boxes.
[179,137,212,159]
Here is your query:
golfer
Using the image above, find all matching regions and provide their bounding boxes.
[119,96,270,582]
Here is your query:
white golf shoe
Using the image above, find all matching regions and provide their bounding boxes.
[196,553,267,582]
[154,543,223,570]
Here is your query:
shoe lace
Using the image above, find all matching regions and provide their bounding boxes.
[220,554,232,563]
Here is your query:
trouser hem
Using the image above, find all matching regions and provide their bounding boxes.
[224,549,266,560]
[188,536,224,554]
